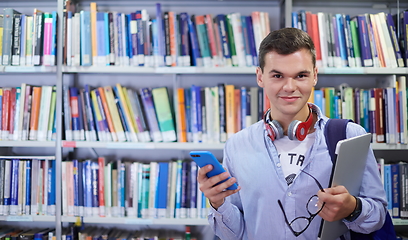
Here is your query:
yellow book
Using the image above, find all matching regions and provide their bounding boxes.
[90,2,98,63]
[115,84,138,142]
[103,86,126,142]
[225,84,236,139]
[0,15,3,61]
[308,86,314,103]
[176,88,187,142]
[121,86,139,134]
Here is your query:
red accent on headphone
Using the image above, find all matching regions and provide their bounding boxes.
[264,105,314,141]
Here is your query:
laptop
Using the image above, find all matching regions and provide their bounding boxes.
[318,133,372,240]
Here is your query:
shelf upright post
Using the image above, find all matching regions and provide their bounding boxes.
[55,0,65,239]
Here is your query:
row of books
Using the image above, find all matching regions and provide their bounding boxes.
[0,157,56,216]
[0,85,57,141]
[63,84,176,143]
[62,157,208,219]
[310,76,407,144]
[0,228,55,240]
[0,9,57,66]
[62,83,268,144]
[62,226,197,240]
[292,10,408,68]
[62,2,270,67]
[379,160,408,219]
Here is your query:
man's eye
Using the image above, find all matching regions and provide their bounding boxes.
[273,74,282,78]
[298,74,307,78]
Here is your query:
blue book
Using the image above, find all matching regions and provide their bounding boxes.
[314,89,324,115]
[292,12,299,28]
[361,90,370,133]
[50,11,58,65]
[356,15,373,67]
[116,13,124,66]
[189,161,198,218]
[241,16,252,67]
[25,160,31,213]
[96,12,107,66]
[80,10,92,66]
[156,162,169,218]
[174,160,183,218]
[187,15,203,66]
[136,10,145,66]
[335,14,348,67]
[72,159,79,216]
[155,3,165,66]
[151,19,159,66]
[190,85,202,143]
[184,88,192,142]
[91,161,99,217]
[391,163,400,218]
[84,85,97,141]
[344,15,355,67]
[48,160,56,215]
[129,13,137,65]
[114,91,131,141]
[77,161,84,216]
[126,13,134,65]
[69,87,81,140]
[119,162,126,217]
[241,87,247,129]
[386,13,404,67]
[140,88,162,142]
[246,16,257,66]
[84,160,93,217]
[19,15,26,65]
[9,159,19,215]
[384,164,392,215]
[124,14,130,64]
[94,88,112,141]
[216,14,232,66]
[179,13,190,66]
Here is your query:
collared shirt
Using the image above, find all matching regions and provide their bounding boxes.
[208,104,387,240]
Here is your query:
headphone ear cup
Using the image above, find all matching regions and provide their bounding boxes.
[295,121,309,141]
[271,120,284,140]
[287,120,300,140]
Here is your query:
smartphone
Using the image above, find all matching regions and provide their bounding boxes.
[189,151,238,190]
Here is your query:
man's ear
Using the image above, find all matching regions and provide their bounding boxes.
[256,67,264,88]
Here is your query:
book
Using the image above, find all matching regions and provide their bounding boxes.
[140,88,162,142]
[151,87,177,142]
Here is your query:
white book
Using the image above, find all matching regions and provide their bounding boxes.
[61,162,68,216]
[127,162,139,218]
[211,86,220,143]
[377,12,398,68]
[148,162,158,218]
[204,87,213,143]
[104,162,112,217]
[15,83,26,141]
[3,160,11,215]
[73,13,81,66]
[12,87,22,141]
[399,76,408,144]
[30,159,39,215]
[37,86,53,141]
[66,12,73,66]
[231,13,246,67]
[371,14,391,68]
[166,161,176,218]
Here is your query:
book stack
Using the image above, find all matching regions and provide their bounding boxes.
[62,2,271,68]
[61,157,209,220]
[63,84,176,143]
[0,156,56,216]
[311,76,407,145]
[292,10,408,68]
[0,84,57,141]
[0,8,58,66]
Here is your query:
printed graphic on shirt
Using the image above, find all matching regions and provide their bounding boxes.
[274,132,315,185]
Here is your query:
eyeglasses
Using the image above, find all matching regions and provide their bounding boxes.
[278,170,326,237]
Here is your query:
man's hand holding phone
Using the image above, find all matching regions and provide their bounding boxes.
[192,151,241,210]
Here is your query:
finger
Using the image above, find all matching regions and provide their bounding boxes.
[209,186,241,203]
[197,164,213,181]
[207,171,231,188]
[324,185,348,195]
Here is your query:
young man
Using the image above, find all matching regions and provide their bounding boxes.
[197,28,387,239]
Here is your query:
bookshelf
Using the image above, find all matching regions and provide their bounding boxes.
[0,0,407,239]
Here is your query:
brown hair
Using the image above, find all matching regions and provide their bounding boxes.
[258,28,316,72]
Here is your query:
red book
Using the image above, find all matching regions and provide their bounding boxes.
[311,13,322,67]
[2,88,11,140]
[98,157,106,217]
[8,88,16,140]
[375,88,385,143]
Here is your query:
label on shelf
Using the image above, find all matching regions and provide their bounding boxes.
[7,216,33,221]
[125,218,153,224]
[106,143,154,149]
[63,141,77,148]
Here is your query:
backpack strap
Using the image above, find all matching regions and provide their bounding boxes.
[324,118,353,165]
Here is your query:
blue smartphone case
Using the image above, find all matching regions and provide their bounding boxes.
[190,151,238,190]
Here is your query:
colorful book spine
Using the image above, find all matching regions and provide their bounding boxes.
[140,88,162,142]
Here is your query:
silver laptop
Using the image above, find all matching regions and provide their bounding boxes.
[318,133,372,240]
